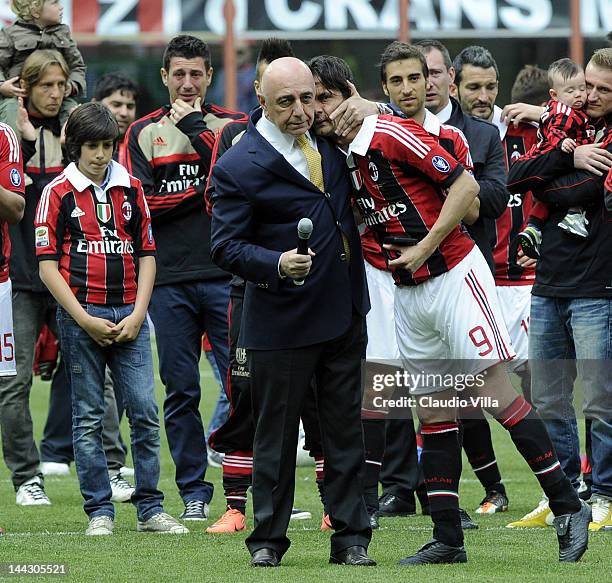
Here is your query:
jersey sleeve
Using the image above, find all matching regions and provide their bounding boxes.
[0,124,24,195]
[204,120,247,216]
[34,183,64,261]
[132,179,156,257]
[376,116,464,188]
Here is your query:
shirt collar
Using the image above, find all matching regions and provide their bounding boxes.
[347,115,378,157]
[435,99,453,124]
[64,160,131,194]
[422,109,441,136]
[491,105,508,140]
[257,113,316,150]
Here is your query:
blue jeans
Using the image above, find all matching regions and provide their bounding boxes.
[57,304,164,520]
[205,351,230,440]
[148,279,230,503]
[529,296,612,497]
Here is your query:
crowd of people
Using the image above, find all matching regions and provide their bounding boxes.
[0,0,610,568]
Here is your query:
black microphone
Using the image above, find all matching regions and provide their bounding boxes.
[294,218,313,286]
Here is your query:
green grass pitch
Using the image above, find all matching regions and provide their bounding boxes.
[1,350,610,582]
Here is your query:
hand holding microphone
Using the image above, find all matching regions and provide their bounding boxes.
[278,218,314,285]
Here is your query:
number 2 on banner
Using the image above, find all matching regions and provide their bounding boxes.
[0,333,14,362]
[468,326,493,357]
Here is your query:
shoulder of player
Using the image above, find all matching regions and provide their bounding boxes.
[218,119,249,141]
[37,173,73,213]
[375,115,433,141]
[0,122,19,155]
[439,123,469,145]
[127,108,167,137]
[204,103,249,122]
[124,172,144,192]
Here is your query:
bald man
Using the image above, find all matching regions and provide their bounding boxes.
[210,57,374,567]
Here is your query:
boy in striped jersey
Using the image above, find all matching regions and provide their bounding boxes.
[517,59,596,257]
[35,103,185,536]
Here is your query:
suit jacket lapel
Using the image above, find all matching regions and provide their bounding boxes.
[246,114,320,192]
[317,137,340,192]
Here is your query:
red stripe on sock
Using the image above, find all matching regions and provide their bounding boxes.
[315,456,325,480]
[421,422,459,435]
[499,396,532,429]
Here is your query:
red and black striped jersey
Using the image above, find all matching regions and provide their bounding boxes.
[532,99,594,155]
[34,161,155,305]
[0,122,24,283]
[124,102,247,285]
[351,114,473,286]
[360,111,473,273]
[493,122,539,285]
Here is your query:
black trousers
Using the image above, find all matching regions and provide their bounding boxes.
[210,286,323,457]
[245,315,371,558]
[381,415,422,498]
[208,288,254,453]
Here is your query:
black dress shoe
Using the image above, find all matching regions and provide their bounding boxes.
[399,539,467,565]
[555,499,590,562]
[330,545,376,566]
[378,493,416,517]
[459,508,478,530]
[250,548,280,567]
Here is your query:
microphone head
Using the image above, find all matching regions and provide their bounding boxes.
[297,218,313,240]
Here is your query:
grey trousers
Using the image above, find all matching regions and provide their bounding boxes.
[0,291,55,489]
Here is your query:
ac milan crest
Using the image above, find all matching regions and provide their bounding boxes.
[122,200,132,221]
[368,161,379,182]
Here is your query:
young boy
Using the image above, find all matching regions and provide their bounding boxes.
[35,102,186,535]
[517,58,595,258]
[0,0,86,129]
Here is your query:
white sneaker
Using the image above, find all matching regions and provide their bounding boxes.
[558,210,589,238]
[39,462,70,477]
[589,495,612,532]
[86,515,114,536]
[137,512,189,534]
[109,472,135,503]
[290,507,312,520]
[120,466,135,477]
[207,446,224,469]
[15,477,51,506]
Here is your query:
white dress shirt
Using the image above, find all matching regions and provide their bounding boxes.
[435,99,453,124]
[256,113,318,181]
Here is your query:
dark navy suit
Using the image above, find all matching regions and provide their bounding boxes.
[211,108,371,558]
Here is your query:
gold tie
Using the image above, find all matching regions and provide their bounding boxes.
[296,135,350,262]
[296,134,325,191]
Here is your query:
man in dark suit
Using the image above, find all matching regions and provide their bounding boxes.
[210,57,374,568]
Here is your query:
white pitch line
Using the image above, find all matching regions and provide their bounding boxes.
[3,525,547,538]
